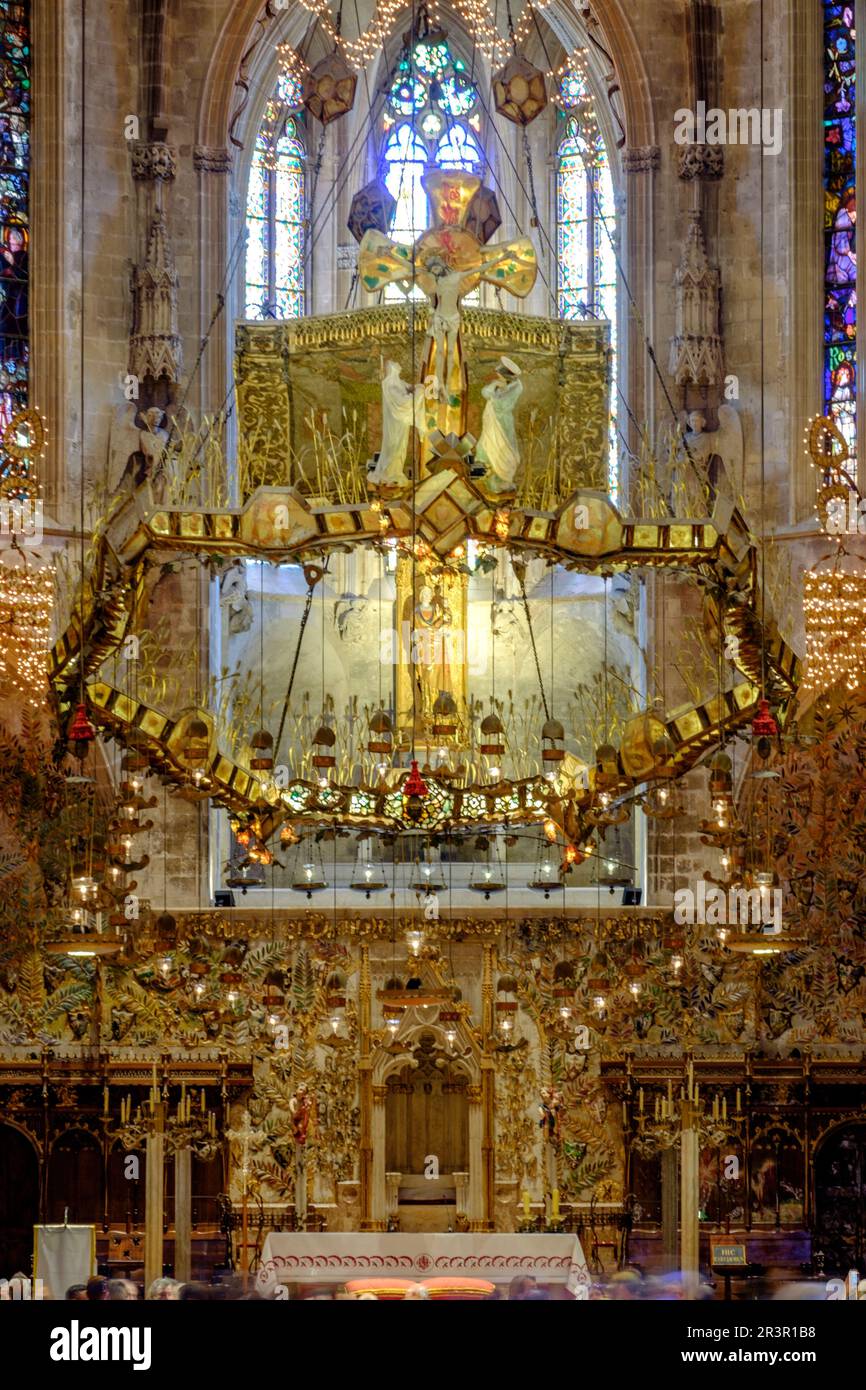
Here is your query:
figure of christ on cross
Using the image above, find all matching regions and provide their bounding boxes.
[358,169,537,459]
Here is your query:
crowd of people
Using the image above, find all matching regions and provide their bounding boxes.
[0,1268,833,1300]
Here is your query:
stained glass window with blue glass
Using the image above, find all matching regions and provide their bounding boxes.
[0,0,30,435]
[823,2,856,453]
[381,36,480,252]
[245,90,305,320]
[556,83,617,493]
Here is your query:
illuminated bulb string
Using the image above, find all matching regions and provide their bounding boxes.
[279,0,586,79]
[0,563,54,703]
[803,567,866,694]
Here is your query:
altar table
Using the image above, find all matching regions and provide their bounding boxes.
[258,1232,590,1295]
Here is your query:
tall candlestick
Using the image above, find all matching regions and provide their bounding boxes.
[722,1095,727,1121]
[736,1088,741,1113]
[654,1095,660,1121]
[694,1083,699,1106]
[552,1188,560,1219]
[522,1190,530,1219]
[201,1090,206,1114]
[639,1087,644,1113]
[103,1085,109,1116]
[667,1079,673,1105]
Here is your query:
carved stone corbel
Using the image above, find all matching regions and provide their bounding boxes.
[129,141,177,182]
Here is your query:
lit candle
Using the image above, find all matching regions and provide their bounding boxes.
[522,1190,531,1219]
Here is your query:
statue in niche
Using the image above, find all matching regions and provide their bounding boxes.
[401,581,458,728]
[368,360,427,488]
[220,563,253,636]
[474,358,523,494]
[107,402,172,496]
[679,405,743,497]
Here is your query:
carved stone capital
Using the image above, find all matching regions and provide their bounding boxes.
[130,141,177,182]
[676,143,724,181]
[622,145,661,174]
[194,145,233,174]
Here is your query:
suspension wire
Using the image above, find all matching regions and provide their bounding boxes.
[516,562,550,721]
[273,562,329,764]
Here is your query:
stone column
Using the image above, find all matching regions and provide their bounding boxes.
[453,1172,470,1223]
[174,1146,191,1283]
[680,1103,700,1295]
[622,146,661,460]
[144,1105,166,1289]
[368,1085,388,1231]
[385,1171,401,1221]
[467,1086,485,1231]
[661,1145,679,1273]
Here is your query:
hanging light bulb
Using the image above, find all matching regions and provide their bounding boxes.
[406,927,424,956]
[558,1003,573,1021]
[329,1013,341,1035]
[628,980,641,998]
[671,954,683,974]
[720,852,731,872]
[593,994,606,1016]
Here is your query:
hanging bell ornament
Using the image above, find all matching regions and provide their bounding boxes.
[69,702,96,760]
[492,53,547,126]
[302,49,357,125]
[250,729,274,772]
[464,185,502,245]
[348,179,397,244]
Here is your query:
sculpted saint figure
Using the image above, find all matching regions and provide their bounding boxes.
[368,360,427,487]
[475,357,523,493]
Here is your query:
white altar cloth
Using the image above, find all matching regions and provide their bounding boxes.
[259,1232,590,1295]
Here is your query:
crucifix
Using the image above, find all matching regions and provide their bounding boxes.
[358,169,537,465]
[225,1110,267,1287]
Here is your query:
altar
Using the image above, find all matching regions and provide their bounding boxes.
[258,1232,590,1297]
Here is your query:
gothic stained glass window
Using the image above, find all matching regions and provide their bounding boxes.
[823,2,856,453]
[381,39,481,243]
[0,1,30,434]
[244,82,305,320]
[556,84,617,493]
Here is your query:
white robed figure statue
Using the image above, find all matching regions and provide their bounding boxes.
[368,360,427,487]
[474,357,523,493]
